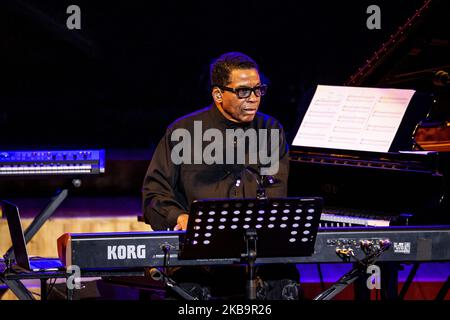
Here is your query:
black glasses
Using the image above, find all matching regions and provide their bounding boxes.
[216,84,268,99]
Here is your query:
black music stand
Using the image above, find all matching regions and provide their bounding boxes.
[179,197,323,300]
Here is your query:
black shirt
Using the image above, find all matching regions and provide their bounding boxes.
[142,104,289,230]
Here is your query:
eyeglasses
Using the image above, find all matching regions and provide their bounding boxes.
[216,84,268,99]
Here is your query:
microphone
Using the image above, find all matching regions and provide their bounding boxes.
[147,267,199,300]
[245,166,276,200]
[266,175,275,185]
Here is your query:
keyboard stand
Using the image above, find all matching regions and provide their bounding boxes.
[3,179,81,261]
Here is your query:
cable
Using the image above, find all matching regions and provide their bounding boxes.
[316,264,325,291]
[349,250,362,265]
[45,278,57,299]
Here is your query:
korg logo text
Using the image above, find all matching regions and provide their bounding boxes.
[107,245,146,260]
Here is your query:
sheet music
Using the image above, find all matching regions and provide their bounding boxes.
[292,85,416,152]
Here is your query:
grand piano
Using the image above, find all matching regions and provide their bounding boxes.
[285,2,449,299]
[288,0,450,228]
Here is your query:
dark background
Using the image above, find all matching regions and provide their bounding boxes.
[0,0,449,207]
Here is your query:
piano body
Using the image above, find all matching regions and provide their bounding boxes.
[288,148,449,227]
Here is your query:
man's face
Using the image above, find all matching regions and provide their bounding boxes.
[219,68,262,123]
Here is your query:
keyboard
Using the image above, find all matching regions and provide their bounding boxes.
[0,150,105,176]
[57,226,450,269]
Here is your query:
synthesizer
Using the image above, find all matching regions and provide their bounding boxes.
[57,226,450,270]
[0,150,105,176]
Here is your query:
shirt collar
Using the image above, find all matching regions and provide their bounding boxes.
[209,104,253,129]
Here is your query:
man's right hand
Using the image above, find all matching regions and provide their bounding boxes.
[174,213,189,231]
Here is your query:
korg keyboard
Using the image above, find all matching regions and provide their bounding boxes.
[57,226,450,270]
[0,150,105,176]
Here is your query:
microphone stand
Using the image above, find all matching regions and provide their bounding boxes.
[245,166,275,200]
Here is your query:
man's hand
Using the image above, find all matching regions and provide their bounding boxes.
[174,213,189,231]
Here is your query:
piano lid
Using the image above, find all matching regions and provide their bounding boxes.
[291,1,449,156]
[342,0,449,151]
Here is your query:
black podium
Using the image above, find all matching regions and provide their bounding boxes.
[179,197,323,299]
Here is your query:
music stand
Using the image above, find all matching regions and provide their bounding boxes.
[179,196,323,299]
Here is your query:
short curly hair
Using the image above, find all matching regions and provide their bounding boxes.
[210,52,259,87]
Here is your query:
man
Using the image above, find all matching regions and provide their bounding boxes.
[142,52,299,299]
